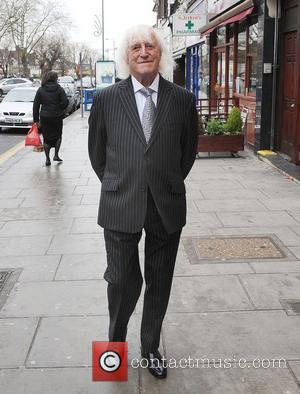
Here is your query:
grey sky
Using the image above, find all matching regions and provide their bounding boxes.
[64,0,156,53]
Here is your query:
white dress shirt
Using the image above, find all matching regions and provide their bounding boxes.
[131,74,159,123]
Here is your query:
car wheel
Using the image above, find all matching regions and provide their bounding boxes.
[0,89,3,96]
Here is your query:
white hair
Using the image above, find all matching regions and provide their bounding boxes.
[116,25,174,79]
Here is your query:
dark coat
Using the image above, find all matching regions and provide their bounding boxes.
[33,82,69,122]
[88,75,198,234]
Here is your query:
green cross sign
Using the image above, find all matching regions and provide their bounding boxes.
[185,20,194,30]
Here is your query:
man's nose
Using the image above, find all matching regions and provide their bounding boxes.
[140,44,148,56]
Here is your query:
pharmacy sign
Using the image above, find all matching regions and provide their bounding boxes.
[173,14,206,36]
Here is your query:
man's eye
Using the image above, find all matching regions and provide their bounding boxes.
[146,44,154,49]
[132,45,141,51]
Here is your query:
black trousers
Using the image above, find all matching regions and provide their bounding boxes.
[103,189,182,352]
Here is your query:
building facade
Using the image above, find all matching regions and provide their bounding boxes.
[155,0,300,165]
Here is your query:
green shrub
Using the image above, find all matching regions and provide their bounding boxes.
[224,107,243,134]
[206,118,224,135]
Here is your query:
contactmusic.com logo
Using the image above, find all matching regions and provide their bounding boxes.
[92,342,128,381]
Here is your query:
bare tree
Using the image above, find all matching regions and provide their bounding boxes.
[8,0,67,77]
[0,0,22,43]
[35,34,63,77]
[0,37,14,77]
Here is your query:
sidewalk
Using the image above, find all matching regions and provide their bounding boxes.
[0,111,300,394]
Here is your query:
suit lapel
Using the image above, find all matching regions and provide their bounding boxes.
[118,77,147,146]
[146,76,173,151]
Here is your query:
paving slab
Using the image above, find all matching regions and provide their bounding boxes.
[0,255,60,282]
[0,219,73,236]
[73,185,101,195]
[288,361,300,386]
[201,189,267,200]
[20,195,82,208]
[164,311,300,361]
[290,247,300,259]
[168,276,253,312]
[0,317,38,368]
[240,273,300,308]
[55,253,106,280]
[0,188,23,198]
[81,194,100,205]
[0,198,23,209]
[140,362,299,394]
[217,211,299,228]
[0,280,107,317]
[194,199,267,212]
[0,205,97,221]
[26,315,141,367]
[70,217,102,234]
[250,261,300,273]
[174,256,253,276]
[47,233,105,255]
[0,235,52,256]
[0,367,139,394]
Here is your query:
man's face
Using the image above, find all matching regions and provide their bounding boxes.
[127,34,161,83]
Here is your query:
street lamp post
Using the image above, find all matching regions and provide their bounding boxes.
[94,0,105,60]
[102,0,105,61]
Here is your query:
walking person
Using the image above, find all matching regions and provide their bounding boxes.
[88,25,198,379]
[33,71,69,166]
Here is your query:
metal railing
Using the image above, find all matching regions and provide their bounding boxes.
[196,97,235,121]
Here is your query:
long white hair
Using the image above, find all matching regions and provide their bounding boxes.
[116,25,174,79]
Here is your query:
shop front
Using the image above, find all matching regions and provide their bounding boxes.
[276,0,300,164]
[200,0,259,145]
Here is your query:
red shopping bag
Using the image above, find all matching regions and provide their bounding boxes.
[25,123,41,147]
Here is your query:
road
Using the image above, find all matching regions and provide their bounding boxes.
[0,128,26,156]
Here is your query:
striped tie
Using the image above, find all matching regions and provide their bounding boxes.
[140,87,156,143]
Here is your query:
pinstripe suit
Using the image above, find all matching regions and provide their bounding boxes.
[88,75,198,351]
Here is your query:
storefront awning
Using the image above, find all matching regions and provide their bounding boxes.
[200,0,254,36]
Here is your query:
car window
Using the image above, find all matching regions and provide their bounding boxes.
[5,79,16,84]
[2,89,37,102]
[15,79,26,83]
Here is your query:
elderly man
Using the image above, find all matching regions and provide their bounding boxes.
[88,25,198,379]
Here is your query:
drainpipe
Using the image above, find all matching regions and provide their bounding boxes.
[270,0,280,150]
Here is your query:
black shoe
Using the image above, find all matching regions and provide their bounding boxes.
[141,348,167,379]
[53,155,63,162]
[45,159,51,166]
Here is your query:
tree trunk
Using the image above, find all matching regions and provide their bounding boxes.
[21,50,30,78]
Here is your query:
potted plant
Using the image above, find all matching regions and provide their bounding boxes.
[197,107,245,154]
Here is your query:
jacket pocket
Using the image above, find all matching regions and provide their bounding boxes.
[170,179,186,194]
[101,178,119,191]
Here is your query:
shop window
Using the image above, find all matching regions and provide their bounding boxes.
[217,26,226,46]
[199,44,210,98]
[237,24,246,94]
[247,22,258,94]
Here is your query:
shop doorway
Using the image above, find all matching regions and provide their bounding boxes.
[279,31,299,162]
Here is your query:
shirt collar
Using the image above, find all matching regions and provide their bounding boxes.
[131,73,160,94]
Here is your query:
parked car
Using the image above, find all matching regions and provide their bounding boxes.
[0,87,38,131]
[0,77,33,96]
[58,76,75,85]
[63,86,77,115]
[75,76,95,89]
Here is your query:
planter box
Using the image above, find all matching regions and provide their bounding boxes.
[197,133,244,153]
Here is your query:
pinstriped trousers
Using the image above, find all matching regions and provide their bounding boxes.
[103,188,182,352]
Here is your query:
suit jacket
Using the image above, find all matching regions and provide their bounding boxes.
[88,75,198,234]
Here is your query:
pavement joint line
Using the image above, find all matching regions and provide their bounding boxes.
[237,275,257,309]
[52,254,63,281]
[0,310,289,319]
[24,317,41,367]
